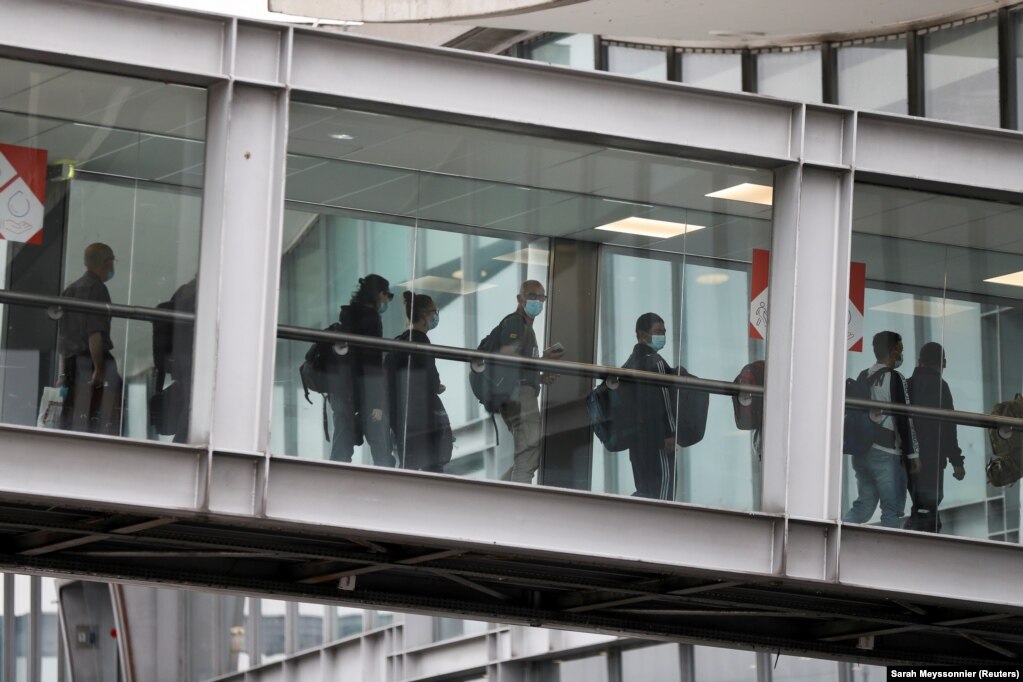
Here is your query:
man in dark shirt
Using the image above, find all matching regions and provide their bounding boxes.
[498,280,563,483]
[58,242,122,435]
[906,342,965,533]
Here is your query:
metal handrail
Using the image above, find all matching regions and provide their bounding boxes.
[0,288,1018,435]
[276,324,755,397]
[0,288,194,324]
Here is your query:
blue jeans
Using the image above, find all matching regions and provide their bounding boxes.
[844,447,907,528]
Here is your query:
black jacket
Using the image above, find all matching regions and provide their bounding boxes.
[335,303,385,413]
[624,343,678,445]
[908,365,964,468]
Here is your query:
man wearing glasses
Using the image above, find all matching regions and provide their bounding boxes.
[498,280,564,483]
[57,242,123,435]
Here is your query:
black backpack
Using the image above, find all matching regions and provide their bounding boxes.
[469,314,522,414]
[843,368,888,456]
[300,321,344,404]
[149,299,182,436]
[587,378,639,452]
[676,368,710,447]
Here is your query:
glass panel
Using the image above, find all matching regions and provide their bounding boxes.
[923,18,999,127]
[756,50,823,102]
[297,603,324,651]
[526,34,595,70]
[681,52,743,92]
[14,575,28,682]
[1016,10,1023,130]
[277,103,772,510]
[0,57,205,443]
[772,654,837,681]
[334,607,364,640]
[843,184,1023,539]
[621,643,681,681]
[537,655,608,682]
[693,645,757,681]
[837,38,908,114]
[607,45,666,80]
[41,579,58,682]
[260,599,286,664]
[434,618,487,641]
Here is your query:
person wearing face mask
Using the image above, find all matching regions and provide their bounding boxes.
[385,292,451,472]
[496,280,564,484]
[843,330,920,529]
[622,312,682,500]
[328,274,395,467]
[57,242,123,435]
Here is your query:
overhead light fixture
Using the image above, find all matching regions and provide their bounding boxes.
[696,273,730,285]
[870,298,972,318]
[329,133,354,140]
[706,183,774,206]
[984,270,1023,287]
[595,217,705,239]
[398,275,496,295]
[493,248,550,266]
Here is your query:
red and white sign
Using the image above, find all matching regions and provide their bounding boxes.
[749,248,770,340]
[847,261,866,352]
[0,144,47,244]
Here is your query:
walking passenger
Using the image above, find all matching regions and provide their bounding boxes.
[905,342,965,533]
[328,274,394,467]
[497,280,563,484]
[623,313,679,500]
[386,292,452,472]
[843,331,920,529]
[58,242,123,435]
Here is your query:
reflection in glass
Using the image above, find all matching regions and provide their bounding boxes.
[844,184,1023,540]
[837,38,908,114]
[681,52,743,92]
[278,103,772,512]
[0,57,205,444]
[756,49,823,102]
[923,18,999,127]
[607,45,666,80]
[1016,10,1023,130]
[526,34,595,69]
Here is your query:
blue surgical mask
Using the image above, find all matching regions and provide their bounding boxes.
[105,267,115,282]
[377,301,389,315]
[524,300,543,318]
[427,312,439,331]
[649,334,666,351]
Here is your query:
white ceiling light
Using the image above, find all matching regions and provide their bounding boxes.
[493,248,550,266]
[869,298,973,318]
[329,133,355,140]
[984,270,1023,288]
[696,273,730,285]
[705,183,774,206]
[595,217,705,239]
[398,275,496,295]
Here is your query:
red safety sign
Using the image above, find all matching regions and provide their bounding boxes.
[0,144,47,244]
[749,248,769,340]
[847,261,866,352]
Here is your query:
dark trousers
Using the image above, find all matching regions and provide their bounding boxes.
[61,353,123,436]
[906,454,945,533]
[629,442,676,500]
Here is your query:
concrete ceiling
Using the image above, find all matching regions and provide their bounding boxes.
[448,0,1016,47]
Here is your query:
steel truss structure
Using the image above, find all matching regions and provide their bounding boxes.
[0,0,1022,668]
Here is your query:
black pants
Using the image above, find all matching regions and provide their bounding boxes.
[61,353,123,436]
[629,442,676,500]
[906,453,944,533]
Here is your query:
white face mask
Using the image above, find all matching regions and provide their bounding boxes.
[893,357,903,369]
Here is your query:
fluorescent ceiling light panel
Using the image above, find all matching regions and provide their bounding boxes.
[493,248,550,266]
[696,273,730,285]
[984,270,1023,287]
[595,217,705,239]
[398,275,496,295]
[870,298,973,318]
[705,183,774,206]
